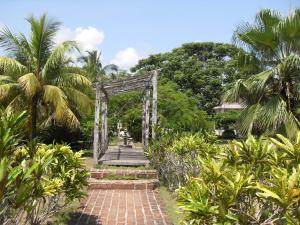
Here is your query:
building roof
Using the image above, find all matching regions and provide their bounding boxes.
[213,102,244,110]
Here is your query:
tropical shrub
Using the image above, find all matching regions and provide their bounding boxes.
[148,132,219,190]
[0,110,88,225]
[176,133,300,224]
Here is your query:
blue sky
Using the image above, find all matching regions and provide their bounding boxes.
[0,0,298,69]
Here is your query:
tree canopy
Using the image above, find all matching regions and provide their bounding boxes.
[131,42,251,113]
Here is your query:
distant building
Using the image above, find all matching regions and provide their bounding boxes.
[213,102,245,137]
[213,102,244,113]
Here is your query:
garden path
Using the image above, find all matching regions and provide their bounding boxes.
[69,189,172,225]
[69,145,172,225]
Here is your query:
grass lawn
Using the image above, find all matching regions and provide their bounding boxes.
[47,200,80,225]
[159,186,181,225]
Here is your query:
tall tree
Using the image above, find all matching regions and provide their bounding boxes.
[0,14,92,139]
[79,50,118,82]
[131,42,250,113]
[225,9,300,138]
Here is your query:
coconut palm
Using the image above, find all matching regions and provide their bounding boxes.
[79,50,118,82]
[225,9,300,138]
[0,14,92,139]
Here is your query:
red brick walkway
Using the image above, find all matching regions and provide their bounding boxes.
[69,189,172,225]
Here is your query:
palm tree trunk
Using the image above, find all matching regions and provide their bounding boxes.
[30,95,38,139]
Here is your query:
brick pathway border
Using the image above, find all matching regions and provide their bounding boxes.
[90,169,158,179]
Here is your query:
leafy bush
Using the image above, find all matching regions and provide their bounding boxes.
[176,133,300,224]
[0,110,88,225]
[148,131,219,190]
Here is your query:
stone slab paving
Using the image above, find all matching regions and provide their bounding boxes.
[69,189,173,225]
[99,147,150,166]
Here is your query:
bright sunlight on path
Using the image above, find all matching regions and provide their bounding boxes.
[69,189,172,225]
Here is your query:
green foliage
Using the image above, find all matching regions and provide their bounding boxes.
[132,42,252,113]
[214,110,240,130]
[0,14,92,139]
[148,132,219,190]
[79,50,118,82]
[176,133,300,224]
[225,9,300,138]
[108,82,212,142]
[0,110,88,225]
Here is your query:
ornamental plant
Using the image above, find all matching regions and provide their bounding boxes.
[176,133,300,224]
[0,110,88,225]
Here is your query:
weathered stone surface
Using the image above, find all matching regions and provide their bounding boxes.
[99,146,150,166]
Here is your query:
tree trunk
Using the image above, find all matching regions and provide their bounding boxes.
[30,95,38,140]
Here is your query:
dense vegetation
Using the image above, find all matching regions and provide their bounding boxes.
[131,42,252,113]
[0,7,300,225]
[149,131,300,224]
[0,110,88,225]
[225,9,300,138]
[146,8,300,225]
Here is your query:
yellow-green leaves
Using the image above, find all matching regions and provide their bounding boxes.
[255,166,300,209]
[18,73,41,97]
[174,132,300,224]
[0,57,26,77]
[43,85,80,127]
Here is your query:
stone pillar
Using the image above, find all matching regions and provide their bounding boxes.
[142,96,146,145]
[151,71,158,139]
[144,86,150,149]
[93,85,101,166]
[101,97,108,154]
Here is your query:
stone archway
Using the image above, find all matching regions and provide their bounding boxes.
[93,70,158,165]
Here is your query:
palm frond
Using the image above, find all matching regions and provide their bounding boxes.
[42,85,79,127]
[18,73,41,97]
[0,75,14,84]
[255,9,282,29]
[43,85,68,118]
[26,14,61,68]
[233,9,282,62]
[256,96,288,131]
[237,103,261,135]
[0,26,24,55]
[223,79,249,103]
[0,57,26,77]
[4,94,24,114]
[59,73,92,89]
[42,41,78,81]
[246,70,273,99]
[64,87,92,114]
[0,83,19,102]
[275,9,300,55]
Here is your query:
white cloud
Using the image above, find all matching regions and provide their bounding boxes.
[110,47,141,70]
[54,26,104,53]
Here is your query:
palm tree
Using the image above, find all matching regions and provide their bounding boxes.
[225,9,300,138]
[0,14,92,139]
[79,50,118,82]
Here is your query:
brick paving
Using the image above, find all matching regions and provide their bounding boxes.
[69,189,173,225]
